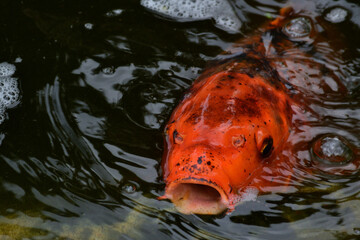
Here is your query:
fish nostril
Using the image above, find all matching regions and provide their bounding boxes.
[173,129,184,144]
[232,134,246,148]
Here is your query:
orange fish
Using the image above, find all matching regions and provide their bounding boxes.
[160,7,319,215]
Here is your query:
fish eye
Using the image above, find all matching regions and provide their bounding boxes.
[173,129,184,144]
[260,137,273,158]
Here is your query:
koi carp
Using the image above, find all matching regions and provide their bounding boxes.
[160,7,342,215]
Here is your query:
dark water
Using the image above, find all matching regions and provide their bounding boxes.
[0,0,359,239]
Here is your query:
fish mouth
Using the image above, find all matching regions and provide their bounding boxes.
[164,178,230,215]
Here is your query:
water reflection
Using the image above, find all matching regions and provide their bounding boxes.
[0,0,358,239]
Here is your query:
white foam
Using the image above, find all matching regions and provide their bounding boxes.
[140,0,242,32]
[0,63,19,124]
[0,107,5,123]
[0,62,16,77]
[238,187,259,202]
[0,77,19,106]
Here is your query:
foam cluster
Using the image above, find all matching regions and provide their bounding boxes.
[0,62,15,77]
[141,0,241,32]
[0,62,19,124]
[239,187,259,202]
[325,7,347,23]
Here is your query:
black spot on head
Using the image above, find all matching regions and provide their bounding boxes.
[197,156,203,164]
[207,161,211,165]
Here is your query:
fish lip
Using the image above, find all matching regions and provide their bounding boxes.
[171,176,230,201]
[164,176,231,215]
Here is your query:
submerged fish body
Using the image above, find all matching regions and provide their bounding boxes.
[161,7,335,215]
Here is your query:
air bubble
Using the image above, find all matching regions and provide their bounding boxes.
[105,9,123,17]
[140,0,242,32]
[84,23,93,30]
[101,66,116,75]
[122,183,137,194]
[283,17,312,38]
[311,134,354,166]
[324,7,348,23]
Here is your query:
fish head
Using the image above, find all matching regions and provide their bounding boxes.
[161,71,293,214]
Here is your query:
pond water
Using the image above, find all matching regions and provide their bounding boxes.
[0,0,359,239]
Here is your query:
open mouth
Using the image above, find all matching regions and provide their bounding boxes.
[164,178,229,215]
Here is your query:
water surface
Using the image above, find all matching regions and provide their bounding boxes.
[0,0,359,239]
